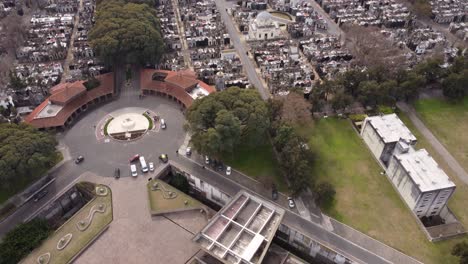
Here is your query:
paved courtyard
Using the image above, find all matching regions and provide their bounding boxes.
[74,172,208,264]
[62,87,186,178]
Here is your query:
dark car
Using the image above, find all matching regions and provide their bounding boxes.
[75,155,84,164]
[129,154,140,163]
[114,168,120,179]
[33,189,48,202]
[271,185,278,200]
[159,154,169,163]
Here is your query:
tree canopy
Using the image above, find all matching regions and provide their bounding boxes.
[0,124,58,191]
[0,218,52,264]
[452,241,468,264]
[89,0,164,65]
[186,87,269,159]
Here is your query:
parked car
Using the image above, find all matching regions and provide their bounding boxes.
[114,168,120,179]
[33,189,48,202]
[226,166,231,176]
[160,119,166,129]
[205,156,210,164]
[129,154,140,163]
[75,155,84,164]
[186,147,192,156]
[272,185,278,200]
[287,197,295,209]
[149,162,154,172]
[159,154,168,163]
[130,164,138,177]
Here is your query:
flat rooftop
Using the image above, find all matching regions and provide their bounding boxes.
[35,102,63,119]
[395,148,455,192]
[366,114,416,143]
[193,191,285,264]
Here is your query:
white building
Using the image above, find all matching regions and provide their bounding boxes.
[248,11,282,41]
[361,113,417,166]
[387,142,456,218]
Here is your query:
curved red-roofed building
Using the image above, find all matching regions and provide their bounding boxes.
[140,69,215,109]
[25,73,115,130]
[25,70,215,130]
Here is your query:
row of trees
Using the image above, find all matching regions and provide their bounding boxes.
[89,0,164,66]
[268,93,335,204]
[312,55,468,112]
[0,124,59,192]
[0,219,52,264]
[185,88,335,204]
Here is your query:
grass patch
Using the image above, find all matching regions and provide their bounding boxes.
[147,179,205,215]
[143,113,153,130]
[413,98,468,173]
[297,118,463,264]
[21,184,113,264]
[103,117,113,136]
[222,141,288,192]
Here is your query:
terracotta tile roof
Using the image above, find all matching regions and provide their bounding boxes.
[140,69,215,108]
[49,81,86,105]
[25,73,114,129]
[165,74,199,91]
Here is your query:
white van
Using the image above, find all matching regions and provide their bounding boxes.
[160,119,166,129]
[130,164,137,177]
[139,156,148,173]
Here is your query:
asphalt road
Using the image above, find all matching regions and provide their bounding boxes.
[215,0,270,100]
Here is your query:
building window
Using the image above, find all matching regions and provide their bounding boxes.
[416,210,422,213]
[431,211,437,215]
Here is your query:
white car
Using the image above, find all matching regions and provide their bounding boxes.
[186,147,192,156]
[205,156,210,164]
[130,164,138,177]
[288,197,295,209]
[149,162,154,172]
[226,166,231,176]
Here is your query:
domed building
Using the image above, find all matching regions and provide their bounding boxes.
[248,11,281,41]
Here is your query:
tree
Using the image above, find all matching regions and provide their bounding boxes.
[314,182,336,208]
[331,90,353,111]
[89,0,164,66]
[9,70,26,90]
[344,25,406,72]
[279,92,312,125]
[415,57,445,85]
[443,71,468,100]
[186,87,269,158]
[0,219,52,264]
[452,241,468,264]
[0,124,58,191]
[273,123,315,195]
[398,71,425,101]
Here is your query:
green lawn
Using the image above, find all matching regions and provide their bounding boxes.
[147,179,206,215]
[21,184,113,264]
[296,118,463,264]
[414,98,468,173]
[222,142,288,192]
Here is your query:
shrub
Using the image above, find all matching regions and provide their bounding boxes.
[349,114,368,123]
[377,105,394,115]
[0,219,52,264]
[83,77,101,91]
[314,182,336,209]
